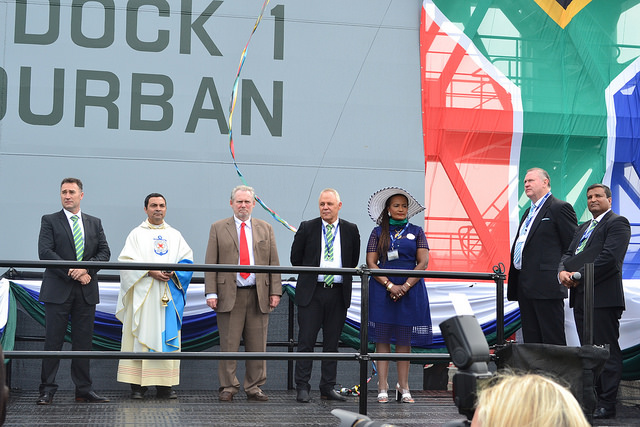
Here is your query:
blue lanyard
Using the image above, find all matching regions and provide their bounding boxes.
[521,192,551,235]
[389,223,409,249]
[323,222,338,248]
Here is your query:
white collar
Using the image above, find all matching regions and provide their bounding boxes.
[63,209,81,220]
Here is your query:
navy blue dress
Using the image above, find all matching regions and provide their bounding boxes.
[367,223,432,347]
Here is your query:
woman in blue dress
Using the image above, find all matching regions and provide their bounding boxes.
[366,187,432,404]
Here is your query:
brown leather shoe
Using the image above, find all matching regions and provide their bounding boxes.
[219,391,234,402]
[247,391,268,402]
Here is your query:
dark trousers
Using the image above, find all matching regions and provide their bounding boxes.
[574,305,623,410]
[518,296,566,345]
[40,284,96,395]
[295,284,347,394]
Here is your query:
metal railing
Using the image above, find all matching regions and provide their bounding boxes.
[0,260,506,415]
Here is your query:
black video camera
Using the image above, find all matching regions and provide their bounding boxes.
[440,315,494,426]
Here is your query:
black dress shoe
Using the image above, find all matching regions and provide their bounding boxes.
[296,389,310,403]
[593,407,616,419]
[320,389,347,401]
[75,391,110,403]
[156,388,178,399]
[36,392,54,405]
[130,385,148,399]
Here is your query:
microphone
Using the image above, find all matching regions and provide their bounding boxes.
[571,272,582,281]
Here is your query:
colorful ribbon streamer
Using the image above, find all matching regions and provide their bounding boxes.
[228,0,297,232]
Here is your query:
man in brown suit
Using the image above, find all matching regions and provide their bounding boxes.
[204,185,282,402]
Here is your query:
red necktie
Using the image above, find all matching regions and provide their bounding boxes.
[239,222,250,279]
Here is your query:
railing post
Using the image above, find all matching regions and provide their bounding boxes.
[493,263,505,346]
[584,262,595,345]
[358,265,369,415]
[287,291,295,390]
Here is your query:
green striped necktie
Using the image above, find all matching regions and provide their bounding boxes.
[324,224,335,287]
[71,215,84,261]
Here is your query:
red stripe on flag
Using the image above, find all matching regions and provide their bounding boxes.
[420,6,515,273]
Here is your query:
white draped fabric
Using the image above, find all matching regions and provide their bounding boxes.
[6,279,640,350]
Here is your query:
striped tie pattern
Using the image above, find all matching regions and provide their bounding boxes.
[512,240,523,268]
[575,220,598,254]
[324,224,335,287]
[512,208,536,267]
[71,215,84,261]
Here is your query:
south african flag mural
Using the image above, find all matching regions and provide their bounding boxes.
[420,0,640,378]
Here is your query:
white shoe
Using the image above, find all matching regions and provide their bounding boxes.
[395,383,414,404]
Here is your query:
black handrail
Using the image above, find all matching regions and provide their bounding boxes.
[0,259,506,416]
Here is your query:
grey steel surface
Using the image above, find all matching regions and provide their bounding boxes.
[4,389,461,426]
[5,387,640,426]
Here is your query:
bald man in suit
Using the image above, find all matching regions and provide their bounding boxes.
[205,185,281,402]
[508,168,577,345]
[291,188,361,403]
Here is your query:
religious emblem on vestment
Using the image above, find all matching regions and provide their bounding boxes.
[154,235,168,255]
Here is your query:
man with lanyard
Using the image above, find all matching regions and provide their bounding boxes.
[559,184,631,419]
[290,188,361,403]
[508,168,577,345]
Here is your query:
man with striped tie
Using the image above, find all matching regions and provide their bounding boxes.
[290,188,361,403]
[508,168,577,345]
[37,178,111,405]
[559,184,631,419]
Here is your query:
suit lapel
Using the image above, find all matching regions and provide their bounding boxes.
[313,218,323,264]
[570,221,590,252]
[225,217,239,251]
[526,195,553,243]
[250,218,259,255]
[338,219,349,264]
[584,211,612,250]
[58,210,76,253]
[80,213,91,258]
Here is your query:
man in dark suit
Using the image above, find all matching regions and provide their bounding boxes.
[37,177,111,405]
[205,185,281,402]
[290,188,360,403]
[508,168,577,345]
[559,183,631,419]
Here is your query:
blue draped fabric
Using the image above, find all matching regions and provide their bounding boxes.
[161,259,194,352]
[610,67,640,280]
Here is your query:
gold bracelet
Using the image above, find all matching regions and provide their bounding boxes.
[404,282,411,289]
[386,282,394,291]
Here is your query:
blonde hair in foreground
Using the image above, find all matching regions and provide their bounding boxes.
[472,373,589,427]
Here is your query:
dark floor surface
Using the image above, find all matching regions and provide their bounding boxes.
[4,389,460,426]
[4,387,640,426]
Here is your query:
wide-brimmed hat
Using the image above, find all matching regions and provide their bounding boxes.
[367,187,425,224]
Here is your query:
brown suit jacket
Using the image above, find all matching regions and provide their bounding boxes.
[204,216,281,313]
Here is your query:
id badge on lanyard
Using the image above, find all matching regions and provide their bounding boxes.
[388,223,409,261]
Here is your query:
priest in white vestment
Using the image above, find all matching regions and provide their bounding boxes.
[116,193,193,399]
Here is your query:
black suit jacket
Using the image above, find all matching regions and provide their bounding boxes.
[560,211,630,309]
[38,210,111,305]
[508,195,577,301]
[290,217,360,308]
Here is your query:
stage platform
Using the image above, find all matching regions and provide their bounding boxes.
[3,386,640,426]
[4,389,459,426]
